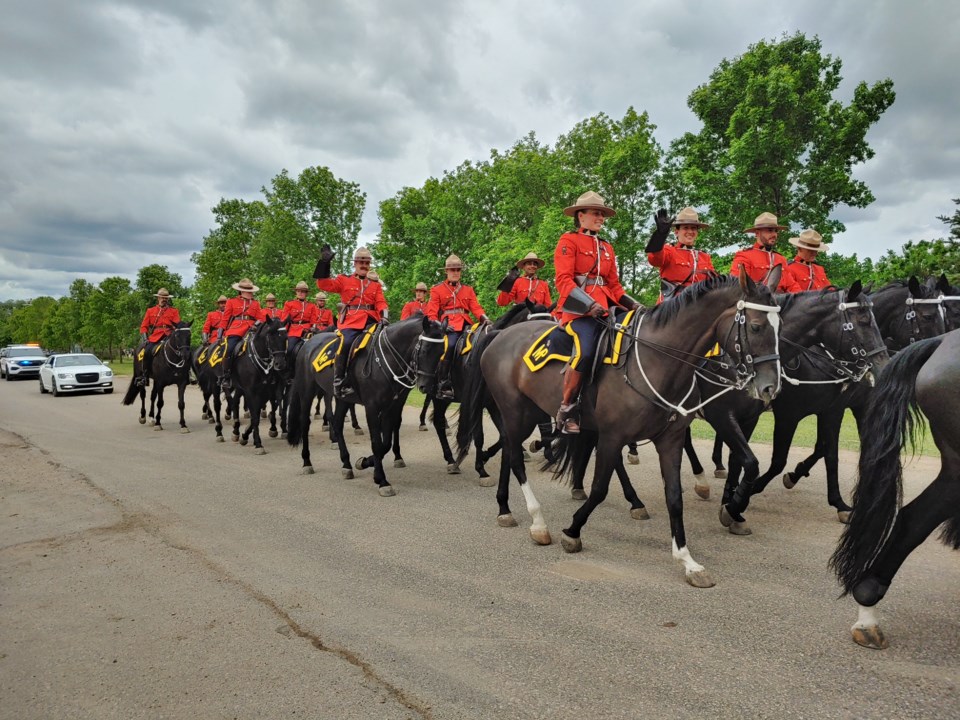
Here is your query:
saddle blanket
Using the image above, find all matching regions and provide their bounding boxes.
[521,310,638,373]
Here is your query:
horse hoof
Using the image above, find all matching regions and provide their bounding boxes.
[153,426,163,432]
[728,520,752,536]
[255,447,267,456]
[138,417,146,425]
[268,429,278,438]
[341,469,354,480]
[685,570,716,588]
[837,510,851,524]
[216,436,225,443]
[528,440,541,453]
[783,472,798,489]
[180,428,190,434]
[201,412,209,420]
[232,435,239,443]
[523,450,531,462]
[571,488,587,501]
[301,466,315,475]
[354,427,365,436]
[393,458,406,468]
[497,514,517,528]
[630,507,650,520]
[260,410,267,419]
[419,424,428,432]
[694,483,711,500]
[355,458,366,470]
[478,476,496,488]
[445,428,452,436]
[321,423,329,431]
[208,417,215,424]
[560,532,582,553]
[378,486,396,497]
[852,625,888,650]
[530,527,552,546]
[719,504,734,527]
[446,463,461,474]
[713,468,727,479]
[149,419,156,426]
[244,411,250,419]
[627,452,639,465]
[281,432,287,439]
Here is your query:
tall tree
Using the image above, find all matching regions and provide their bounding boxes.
[83,277,137,359]
[666,32,895,251]
[7,297,56,344]
[937,198,960,241]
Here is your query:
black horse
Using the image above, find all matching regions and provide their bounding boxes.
[457,273,782,587]
[830,330,960,649]
[226,318,288,453]
[287,317,423,495]
[929,273,960,331]
[192,340,230,442]
[122,321,193,432]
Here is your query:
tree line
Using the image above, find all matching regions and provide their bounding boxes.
[3,33,959,353]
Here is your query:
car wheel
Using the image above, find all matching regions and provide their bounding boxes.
[39,377,49,394]
[51,380,60,397]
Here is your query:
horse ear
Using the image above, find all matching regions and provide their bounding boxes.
[440,317,449,332]
[937,273,950,292]
[765,264,782,293]
[849,279,863,300]
[908,275,922,297]
[863,281,875,294]
[421,314,431,333]
[524,298,535,311]
[737,264,756,295]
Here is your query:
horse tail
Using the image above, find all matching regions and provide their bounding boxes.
[538,430,594,488]
[454,329,499,464]
[286,375,312,448]
[121,374,139,405]
[830,336,944,594]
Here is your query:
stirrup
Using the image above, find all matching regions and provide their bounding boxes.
[334,378,355,399]
[436,384,455,400]
[220,375,232,390]
[556,403,580,435]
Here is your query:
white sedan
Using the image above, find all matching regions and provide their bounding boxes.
[38,353,114,396]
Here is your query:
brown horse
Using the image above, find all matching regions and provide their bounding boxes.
[457,272,783,587]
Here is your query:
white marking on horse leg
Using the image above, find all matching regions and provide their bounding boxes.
[672,538,705,575]
[853,603,880,630]
[520,481,547,534]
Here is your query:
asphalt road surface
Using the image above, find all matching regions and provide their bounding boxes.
[1,379,957,719]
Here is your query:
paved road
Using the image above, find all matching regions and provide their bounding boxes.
[1,378,957,719]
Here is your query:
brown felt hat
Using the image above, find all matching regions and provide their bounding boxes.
[216,295,228,303]
[154,288,173,298]
[293,281,310,292]
[315,291,327,301]
[744,212,787,233]
[232,278,259,292]
[444,254,464,270]
[265,293,277,301]
[516,252,545,269]
[673,207,710,229]
[353,247,373,262]
[414,282,428,292]
[563,191,616,218]
[789,228,829,253]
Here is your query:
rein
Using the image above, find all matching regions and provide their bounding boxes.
[373,326,419,389]
[248,326,286,375]
[162,329,191,369]
[902,295,943,344]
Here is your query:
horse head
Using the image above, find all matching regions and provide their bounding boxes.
[169,321,194,360]
[931,273,960,332]
[256,317,288,374]
[871,277,945,351]
[727,265,783,403]
[414,316,448,394]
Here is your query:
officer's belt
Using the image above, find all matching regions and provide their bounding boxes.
[346,304,375,311]
[291,320,311,325]
[443,308,467,315]
[575,275,606,287]
[230,315,258,323]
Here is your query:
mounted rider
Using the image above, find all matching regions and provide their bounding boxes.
[314,291,336,330]
[783,229,832,292]
[425,254,491,400]
[282,281,320,362]
[218,278,262,390]
[260,293,282,320]
[646,207,716,302]
[730,212,792,291]
[137,288,181,387]
[201,295,227,344]
[314,245,388,399]
[554,191,640,434]
[400,282,430,320]
[496,252,553,307]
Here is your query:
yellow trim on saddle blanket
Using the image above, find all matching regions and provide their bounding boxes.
[198,339,227,367]
[460,322,481,356]
[602,309,637,365]
[523,325,574,372]
[354,324,377,355]
[311,336,340,373]
[136,343,164,362]
[705,342,721,358]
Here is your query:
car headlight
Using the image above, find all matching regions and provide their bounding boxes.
[57,372,74,379]
[103,370,113,377]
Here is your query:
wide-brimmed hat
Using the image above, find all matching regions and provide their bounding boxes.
[315,291,327,301]
[216,295,227,303]
[265,293,276,301]
[516,252,545,269]
[673,207,710,229]
[443,254,464,270]
[353,247,373,262]
[368,271,380,282]
[744,212,787,233]
[293,281,310,292]
[789,228,829,253]
[155,288,173,298]
[563,191,616,218]
[414,282,428,292]
[232,278,259,293]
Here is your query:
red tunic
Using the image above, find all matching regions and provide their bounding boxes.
[496,276,552,307]
[554,231,627,325]
[316,275,387,330]
[140,305,181,343]
[730,242,791,291]
[202,309,224,336]
[647,245,716,286]
[260,306,283,321]
[783,260,831,292]
[401,299,428,320]
[316,307,335,327]
[281,299,320,337]
[425,282,485,332]
[218,297,262,338]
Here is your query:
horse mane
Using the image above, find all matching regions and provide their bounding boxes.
[774,287,843,315]
[648,274,766,328]
[494,303,529,328]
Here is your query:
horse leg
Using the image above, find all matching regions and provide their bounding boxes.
[333,401,354,478]
[350,404,363,434]
[231,390,241,442]
[177,382,189,433]
[365,409,395,496]
[625,441,639,465]
[717,416,762,535]
[212,386,224,442]
[268,392,279,438]
[153,388,164,431]
[247,392,266,453]
[149,387,158,427]
[419,397,430,431]
[497,407,548,543]
[751,410,803,495]
[682,427,710,499]
[815,409,852,520]
[561,433,614,552]
[138,385,147,425]
[569,434,595,502]
[711,436,727,478]
[431,399,459,474]
[614,455,649,520]
[473,420,495,483]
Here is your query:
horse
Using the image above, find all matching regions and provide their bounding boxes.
[192,340,230,442]
[415,300,555,481]
[830,330,960,649]
[456,272,782,587]
[226,317,288,453]
[286,317,423,495]
[928,273,960,331]
[122,321,194,432]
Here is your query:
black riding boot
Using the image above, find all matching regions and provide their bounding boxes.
[137,351,152,387]
[220,355,232,390]
[333,345,355,399]
[436,357,455,400]
[556,368,585,434]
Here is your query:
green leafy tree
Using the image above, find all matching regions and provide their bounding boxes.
[83,277,137,359]
[936,198,960,241]
[134,265,185,316]
[873,239,960,284]
[40,299,77,352]
[0,300,28,346]
[8,297,56,344]
[666,32,895,252]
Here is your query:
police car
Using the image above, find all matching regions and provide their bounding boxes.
[0,344,47,380]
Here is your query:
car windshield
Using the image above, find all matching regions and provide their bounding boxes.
[8,347,45,358]
[57,355,101,367]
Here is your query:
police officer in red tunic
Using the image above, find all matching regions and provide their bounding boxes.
[554,192,640,434]
[314,246,388,399]
[425,254,490,400]
[314,292,335,329]
[260,293,282,320]
[218,278,262,390]
[783,229,832,292]
[201,295,227,344]
[496,252,553,308]
[400,282,430,320]
[730,212,792,291]
[646,207,716,302]
[137,288,181,386]
[282,281,320,361]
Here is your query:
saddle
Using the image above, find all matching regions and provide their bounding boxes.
[311,325,378,373]
[522,309,640,378]
[136,340,165,363]
[198,338,228,367]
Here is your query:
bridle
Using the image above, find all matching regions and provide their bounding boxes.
[162,327,192,369]
[901,295,943,344]
[372,324,419,389]
[248,323,287,375]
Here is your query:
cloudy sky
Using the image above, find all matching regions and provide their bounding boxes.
[1,0,958,300]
